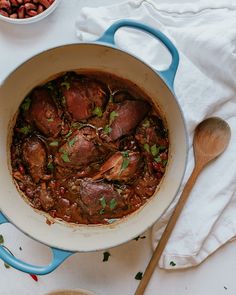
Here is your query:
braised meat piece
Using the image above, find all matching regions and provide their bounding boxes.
[109,100,150,141]
[29,88,62,138]
[93,151,141,182]
[78,179,125,216]
[62,78,108,121]
[55,127,106,169]
[22,137,47,183]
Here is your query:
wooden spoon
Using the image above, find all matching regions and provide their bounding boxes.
[134,117,231,295]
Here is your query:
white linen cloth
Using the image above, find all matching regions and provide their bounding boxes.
[76,0,236,269]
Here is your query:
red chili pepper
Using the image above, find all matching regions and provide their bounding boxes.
[29,274,38,282]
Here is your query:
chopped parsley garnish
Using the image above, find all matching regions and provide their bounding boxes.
[47,162,54,171]
[103,125,112,134]
[120,151,130,173]
[21,97,31,112]
[92,106,103,118]
[159,145,167,151]
[170,261,176,267]
[162,159,168,166]
[109,111,118,123]
[103,251,111,262]
[109,198,117,210]
[151,144,158,157]
[0,234,4,244]
[65,130,73,138]
[61,96,66,105]
[45,82,54,90]
[143,143,150,153]
[135,272,143,280]
[68,137,76,147]
[61,150,70,163]
[49,141,59,147]
[133,235,146,241]
[142,118,150,128]
[100,196,106,209]
[154,156,161,163]
[47,118,54,122]
[19,125,31,135]
[61,81,70,90]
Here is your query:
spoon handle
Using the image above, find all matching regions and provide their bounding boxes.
[134,165,202,295]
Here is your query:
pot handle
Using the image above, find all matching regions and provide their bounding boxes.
[0,212,73,275]
[97,19,179,89]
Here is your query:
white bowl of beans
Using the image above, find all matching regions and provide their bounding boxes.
[0,0,61,23]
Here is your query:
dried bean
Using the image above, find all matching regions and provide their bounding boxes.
[17,5,24,18]
[38,0,50,8]
[24,2,36,10]
[0,9,9,16]
[0,0,11,11]
[37,3,43,13]
[10,13,17,18]
[10,0,19,6]
[27,9,37,16]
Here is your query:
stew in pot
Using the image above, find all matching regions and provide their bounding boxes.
[11,71,169,224]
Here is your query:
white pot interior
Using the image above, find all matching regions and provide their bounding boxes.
[0,44,187,251]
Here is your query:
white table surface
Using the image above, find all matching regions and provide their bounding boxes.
[1,1,236,294]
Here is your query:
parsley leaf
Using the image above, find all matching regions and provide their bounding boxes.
[47,118,54,122]
[65,130,73,138]
[109,198,117,210]
[49,141,59,147]
[135,272,143,280]
[162,159,168,166]
[170,261,176,267]
[142,118,150,128]
[92,106,103,118]
[47,162,54,171]
[109,111,118,123]
[154,156,161,163]
[100,196,106,209]
[120,151,130,172]
[19,125,31,135]
[61,151,70,163]
[68,137,76,148]
[61,96,66,105]
[21,97,31,112]
[103,251,111,262]
[151,144,158,157]
[0,234,4,244]
[103,125,112,134]
[143,143,150,153]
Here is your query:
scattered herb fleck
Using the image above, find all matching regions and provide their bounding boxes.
[170,261,176,267]
[109,111,118,123]
[19,246,22,251]
[49,141,59,147]
[65,130,73,138]
[133,235,146,241]
[68,137,76,148]
[100,196,106,209]
[92,106,103,118]
[61,96,66,105]
[19,125,31,135]
[103,251,111,262]
[61,151,70,163]
[143,143,150,153]
[61,81,70,90]
[47,118,54,122]
[107,218,118,224]
[4,263,10,269]
[162,159,168,166]
[135,272,143,280]
[120,151,130,172]
[151,144,158,157]
[109,198,117,210]
[45,82,54,91]
[224,286,228,290]
[47,162,54,171]
[154,156,161,163]
[142,118,150,128]
[0,234,4,244]
[103,125,112,134]
[21,97,31,112]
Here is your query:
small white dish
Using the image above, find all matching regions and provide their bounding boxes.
[0,0,61,24]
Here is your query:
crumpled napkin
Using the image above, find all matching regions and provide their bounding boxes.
[75,0,236,269]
